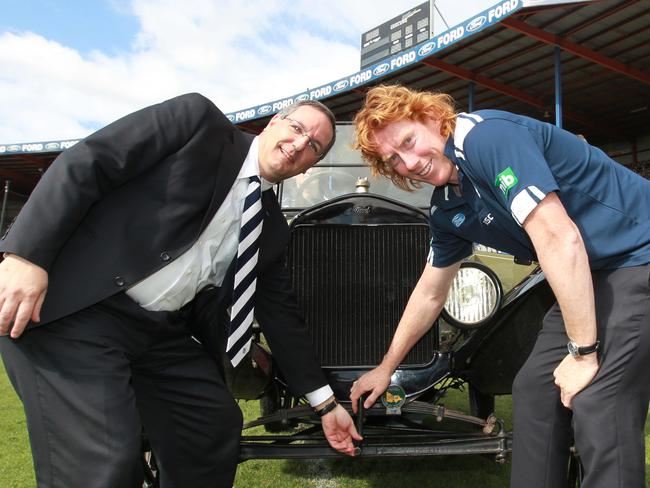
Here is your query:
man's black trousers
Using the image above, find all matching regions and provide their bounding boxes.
[0,292,242,488]
[511,263,650,488]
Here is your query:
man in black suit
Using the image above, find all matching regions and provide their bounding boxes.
[0,93,361,488]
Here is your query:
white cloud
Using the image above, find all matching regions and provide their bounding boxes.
[0,0,494,143]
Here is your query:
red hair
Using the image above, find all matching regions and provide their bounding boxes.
[353,84,457,191]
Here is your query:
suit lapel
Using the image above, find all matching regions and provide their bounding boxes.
[200,129,255,232]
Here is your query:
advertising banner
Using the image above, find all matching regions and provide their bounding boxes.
[225,0,523,125]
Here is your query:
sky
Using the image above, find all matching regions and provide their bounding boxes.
[0,0,498,144]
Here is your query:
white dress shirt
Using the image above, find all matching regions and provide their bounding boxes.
[127,137,270,311]
[127,137,333,406]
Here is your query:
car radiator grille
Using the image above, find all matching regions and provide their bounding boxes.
[287,224,437,367]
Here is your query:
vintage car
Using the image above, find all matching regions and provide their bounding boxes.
[139,124,578,487]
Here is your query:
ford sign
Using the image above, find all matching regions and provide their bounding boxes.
[373,63,390,76]
[466,15,487,32]
[257,105,273,115]
[417,41,436,57]
[294,93,310,102]
[333,80,349,92]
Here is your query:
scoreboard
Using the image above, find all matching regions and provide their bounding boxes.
[360,2,431,69]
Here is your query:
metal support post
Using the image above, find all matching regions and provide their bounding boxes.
[554,46,563,128]
[0,180,10,236]
[468,82,475,112]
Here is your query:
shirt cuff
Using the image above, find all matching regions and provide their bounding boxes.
[305,385,335,407]
[510,185,547,226]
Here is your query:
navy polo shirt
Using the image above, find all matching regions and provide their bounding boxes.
[427,110,650,270]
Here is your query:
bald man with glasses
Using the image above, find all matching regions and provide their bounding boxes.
[0,94,360,488]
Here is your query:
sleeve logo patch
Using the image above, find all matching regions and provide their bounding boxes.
[452,212,466,227]
[495,166,518,198]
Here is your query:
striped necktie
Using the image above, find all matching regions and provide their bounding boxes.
[226,175,263,367]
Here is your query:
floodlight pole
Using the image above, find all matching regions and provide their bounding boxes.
[430,0,450,35]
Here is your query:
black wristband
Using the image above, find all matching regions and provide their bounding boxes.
[314,399,338,417]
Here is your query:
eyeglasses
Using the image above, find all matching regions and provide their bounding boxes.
[283,116,323,159]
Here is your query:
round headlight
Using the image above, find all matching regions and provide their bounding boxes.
[441,262,502,329]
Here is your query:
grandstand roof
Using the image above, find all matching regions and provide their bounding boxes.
[236,0,650,144]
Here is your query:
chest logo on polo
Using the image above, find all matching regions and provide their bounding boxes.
[452,212,466,227]
[495,166,518,199]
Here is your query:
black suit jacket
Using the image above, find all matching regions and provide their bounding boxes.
[0,93,327,395]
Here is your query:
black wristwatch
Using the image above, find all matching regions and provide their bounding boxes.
[567,340,600,358]
[314,398,338,417]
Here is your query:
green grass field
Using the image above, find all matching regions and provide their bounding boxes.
[1,361,649,487]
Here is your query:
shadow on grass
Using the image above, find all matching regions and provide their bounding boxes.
[281,454,511,488]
